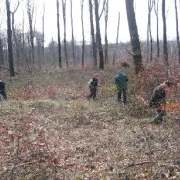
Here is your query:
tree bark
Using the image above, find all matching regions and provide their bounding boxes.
[94,0,104,70]
[6,0,15,76]
[89,0,97,67]
[57,0,62,68]
[162,0,169,67]
[125,0,143,74]
[70,0,75,66]
[174,0,180,64]
[113,12,120,65]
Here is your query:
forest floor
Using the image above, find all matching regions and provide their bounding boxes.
[0,67,180,179]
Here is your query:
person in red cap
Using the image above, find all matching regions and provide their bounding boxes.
[149,80,172,124]
[87,73,100,99]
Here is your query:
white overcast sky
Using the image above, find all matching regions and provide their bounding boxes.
[0,0,179,45]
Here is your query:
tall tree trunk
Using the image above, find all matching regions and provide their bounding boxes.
[57,0,62,68]
[81,0,85,68]
[11,0,21,67]
[113,12,120,65]
[162,0,169,67]
[89,0,97,67]
[0,38,4,65]
[62,0,68,68]
[147,0,153,62]
[125,0,143,74]
[42,3,45,65]
[27,0,35,68]
[154,0,160,59]
[70,0,75,66]
[94,0,104,70]
[12,13,20,67]
[6,0,15,76]
[104,0,109,64]
[174,0,180,64]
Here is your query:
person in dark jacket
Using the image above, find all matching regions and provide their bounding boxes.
[0,80,7,101]
[87,73,100,100]
[149,80,172,124]
[115,70,129,104]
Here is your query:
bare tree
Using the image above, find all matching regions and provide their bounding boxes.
[162,0,169,67]
[104,0,109,64]
[94,0,104,70]
[89,0,97,67]
[113,12,120,65]
[147,0,154,62]
[125,0,143,74]
[174,0,180,64]
[81,0,85,68]
[6,0,15,76]
[154,0,160,59]
[27,0,35,68]
[62,0,68,67]
[70,0,75,66]
[56,0,62,68]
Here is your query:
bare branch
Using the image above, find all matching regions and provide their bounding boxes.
[10,0,24,14]
[99,0,106,19]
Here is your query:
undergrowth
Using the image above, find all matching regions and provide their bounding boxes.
[0,64,180,179]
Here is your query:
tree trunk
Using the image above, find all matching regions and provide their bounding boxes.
[174,0,180,64]
[89,0,97,67]
[62,0,68,68]
[104,0,109,64]
[0,38,4,65]
[42,3,45,65]
[154,0,160,59]
[94,0,104,70]
[162,0,169,67]
[70,0,75,66]
[126,0,143,74]
[113,12,120,65]
[81,0,85,68]
[147,0,153,62]
[12,13,20,67]
[6,0,15,76]
[57,0,62,68]
[27,0,35,68]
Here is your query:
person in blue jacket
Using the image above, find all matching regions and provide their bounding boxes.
[115,70,129,104]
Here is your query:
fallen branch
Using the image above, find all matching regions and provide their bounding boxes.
[127,160,156,167]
